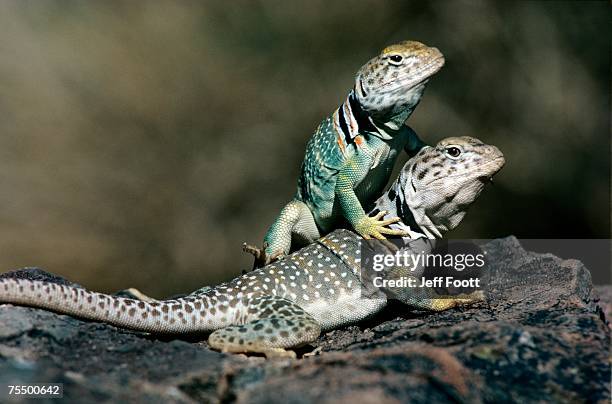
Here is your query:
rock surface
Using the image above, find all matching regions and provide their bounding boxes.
[594,285,612,329]
[0,237,610,403]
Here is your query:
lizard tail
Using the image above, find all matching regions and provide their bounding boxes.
[0,278,214,334]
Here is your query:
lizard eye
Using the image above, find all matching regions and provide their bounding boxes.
[445,146,462,159]
[388,54,403,65]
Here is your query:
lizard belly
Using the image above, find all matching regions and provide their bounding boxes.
[318,139,400,230]
[296,119,403,232]
[274,234,388,331]
[296,118,346,228]
[301,286,387,331]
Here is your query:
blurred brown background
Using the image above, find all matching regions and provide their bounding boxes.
[0,1,609,296]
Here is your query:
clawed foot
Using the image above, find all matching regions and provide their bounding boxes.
[219,346,296,359]
[303,346,323,357]
[455,290,486,305]
[262,348,297,359]
[119,288,159,303]
[242,242,283,270]
[355,210,409,240]
[427,290,487,311]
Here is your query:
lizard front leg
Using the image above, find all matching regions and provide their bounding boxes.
[336,162,408,240]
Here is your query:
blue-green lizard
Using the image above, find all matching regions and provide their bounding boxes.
[246,41,445,266]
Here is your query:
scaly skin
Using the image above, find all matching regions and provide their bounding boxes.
[371,136,507,239]
[0,137,504,358]
[248,41,445,266]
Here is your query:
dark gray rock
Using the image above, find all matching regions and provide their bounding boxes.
[594,285,612,329]
[0,237,610,403]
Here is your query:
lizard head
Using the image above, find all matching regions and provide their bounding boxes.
[401,136,505,238]
[354,41,445,125]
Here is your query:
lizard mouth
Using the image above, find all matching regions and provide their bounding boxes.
[425,156,506,187]
[477,175,492,184]
[379,56,446,90]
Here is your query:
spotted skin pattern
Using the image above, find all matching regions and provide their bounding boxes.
[254,41,445,265]
[0,233,376,358]
[0,137,504,358]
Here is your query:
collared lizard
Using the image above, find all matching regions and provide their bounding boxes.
[0,136,504,358]
[246,40,445,266]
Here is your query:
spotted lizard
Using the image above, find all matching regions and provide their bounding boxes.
[245,40,445,266]
[0,136,504,358]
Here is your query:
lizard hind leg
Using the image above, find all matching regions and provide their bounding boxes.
[208,295,321,359]
[242,241,282,270]
[246,200,319,268]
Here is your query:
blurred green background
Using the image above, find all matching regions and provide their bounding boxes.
[0,1,609,296]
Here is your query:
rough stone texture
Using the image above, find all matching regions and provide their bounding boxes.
[594,285,612,330]
[0,237,610,403]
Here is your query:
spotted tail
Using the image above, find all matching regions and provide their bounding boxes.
[0,278,221,334]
